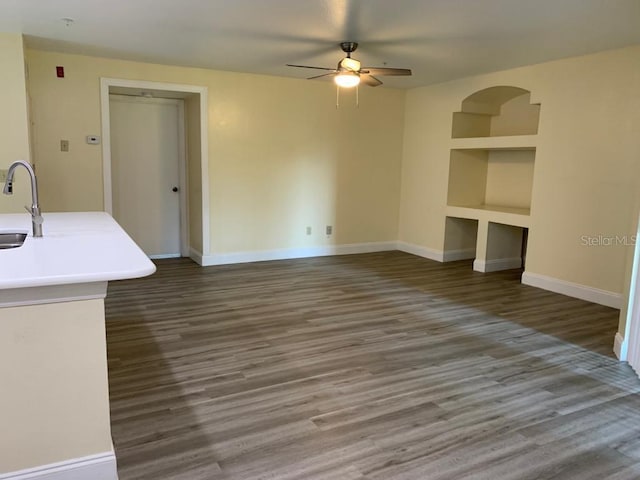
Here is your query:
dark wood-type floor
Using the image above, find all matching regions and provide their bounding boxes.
[105,251,640,480]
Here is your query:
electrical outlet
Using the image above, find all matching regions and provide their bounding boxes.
[60,139,69,152]
[0,169,7,182]
[326,225,333,235]
[306,226,312,235]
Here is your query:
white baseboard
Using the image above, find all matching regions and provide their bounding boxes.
[194,241,466,266]
[442,248,476,262]
[189,247,203,266]
[474,257,522,273]
[148,253,180,260]
[522,271,622,309]
[396,241,444,262]
[0,451,117,480]
[199,242,397,266]
[614,331,627,361]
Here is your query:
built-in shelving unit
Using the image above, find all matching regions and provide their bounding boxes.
[444,86,540,272]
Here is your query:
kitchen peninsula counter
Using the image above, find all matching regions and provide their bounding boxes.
[0,211,155,478]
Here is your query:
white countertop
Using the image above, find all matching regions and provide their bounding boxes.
[0,212,156,290]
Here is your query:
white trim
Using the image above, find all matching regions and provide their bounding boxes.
[100,81,113,213]
[199,89,210,259]
[99,78,210,260]
[189,247,203,266]
[396,241,444,262]
[473,257,522,273]
[614,331,627,361]
[0,451,117,480]
[443,248,476,262]
[623,212,640,369]
[149,253,181,260]
[176,98,189,258]
[522,271,622,309]
[199,242,397,266]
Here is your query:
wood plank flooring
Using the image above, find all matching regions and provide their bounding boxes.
[105,251,640,480]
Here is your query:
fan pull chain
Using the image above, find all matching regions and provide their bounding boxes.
[335,85,360,108]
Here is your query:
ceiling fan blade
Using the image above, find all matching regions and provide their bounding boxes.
[286,64,337,72]
[360,67,412,76]
[308,72,337,80]
[360,74,383,87]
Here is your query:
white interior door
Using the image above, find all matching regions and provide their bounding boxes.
[109,95,184,258]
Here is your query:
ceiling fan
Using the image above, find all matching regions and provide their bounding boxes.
[287,42,412,88]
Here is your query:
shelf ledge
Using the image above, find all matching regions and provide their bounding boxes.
[446,204,531,228]
[450,134,537,151]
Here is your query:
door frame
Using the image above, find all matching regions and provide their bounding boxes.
[625,245,640,372]
[100,78,210,260]
[618,209,640,365]
[109,94,188,258]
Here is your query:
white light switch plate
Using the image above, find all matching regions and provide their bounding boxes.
[86,135,101,145]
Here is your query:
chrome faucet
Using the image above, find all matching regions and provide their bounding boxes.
[3,160,43,237]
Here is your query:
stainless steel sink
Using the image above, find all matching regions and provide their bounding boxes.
[0,232,27,249]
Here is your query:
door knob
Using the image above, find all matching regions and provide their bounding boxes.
[172,186,179,192]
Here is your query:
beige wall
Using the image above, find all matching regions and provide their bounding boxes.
[0,33,31,213]
[25,50,406,254]
[0,299,112,473]
[484,150,535,209]
[400,45,640,297]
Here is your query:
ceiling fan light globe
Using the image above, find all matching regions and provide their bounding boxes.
[339,57,361,72]
[334,72,360,88]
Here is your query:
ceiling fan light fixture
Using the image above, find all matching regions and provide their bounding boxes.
[287,41,412,90]
[339,57,361,72]
[334,72,360,88]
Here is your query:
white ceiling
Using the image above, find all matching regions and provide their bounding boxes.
[1,0,639,89]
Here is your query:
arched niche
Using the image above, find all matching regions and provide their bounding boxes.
[452,86,540,138]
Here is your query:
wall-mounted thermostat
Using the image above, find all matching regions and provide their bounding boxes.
[86,135,101,145]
